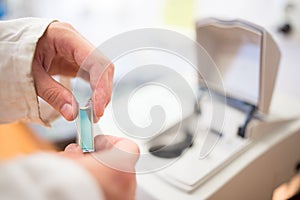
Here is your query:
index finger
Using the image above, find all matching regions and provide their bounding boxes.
[51,22,113,117]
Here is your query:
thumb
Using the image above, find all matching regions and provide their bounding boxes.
[32,63,77,121]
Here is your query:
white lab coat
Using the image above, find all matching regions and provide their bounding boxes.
[0,18,103,200]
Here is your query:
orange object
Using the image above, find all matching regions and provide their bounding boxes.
[0,121,56,161]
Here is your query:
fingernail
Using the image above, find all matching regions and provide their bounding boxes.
[61,103,74,120]
[94,94,106,117]
[65,144,81,152]
[95,101,105,117]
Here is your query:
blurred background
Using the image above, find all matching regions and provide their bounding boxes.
[0,0,299,151]
[0,1,299,199]
[1,0,300,43]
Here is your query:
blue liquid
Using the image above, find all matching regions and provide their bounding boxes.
[79,106,94,152]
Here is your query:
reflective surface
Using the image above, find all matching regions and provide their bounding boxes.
[197,21,261,105]
[78,102,94,152]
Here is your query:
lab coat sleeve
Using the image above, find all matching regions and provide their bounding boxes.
[0,153,104,200]
[0,18,56,125]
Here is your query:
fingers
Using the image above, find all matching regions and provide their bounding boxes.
[83,147,138,200]
[84,52,114,120]
[92,135,140,173]
[94,135,129,151]
[47,56,79,77]
[94,135,118,151]
[42,22,114,121]
[93,70,109,120]
[65,135,140,156]
[94,64,114,117]
[114,139,140,158]
[53,23,114,120]
[63,136,139,199]
[64,143,84,154]
[60,143,83,160]
[64,135,140,173]
[32,62,78,121]
[46,22,94,68]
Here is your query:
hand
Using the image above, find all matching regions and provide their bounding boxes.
[32,21,114,121]
[62,135,140,200]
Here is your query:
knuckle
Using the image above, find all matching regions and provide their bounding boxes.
[42,87,69,107]
[42,87,58,104]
